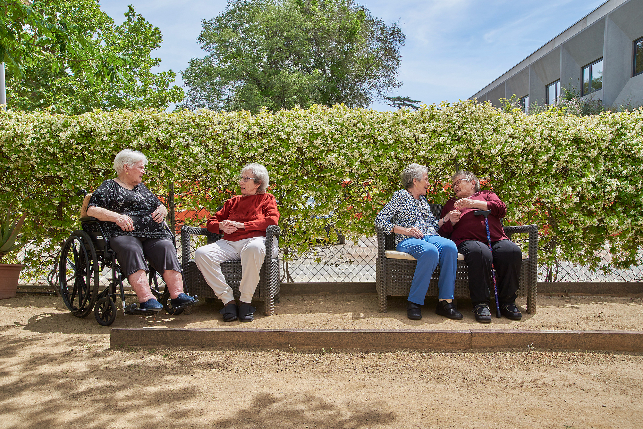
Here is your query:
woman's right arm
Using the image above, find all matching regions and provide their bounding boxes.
[86,206,134,232]
[86,181,134,231]
[375,192,401,233]
[376,192,422,238]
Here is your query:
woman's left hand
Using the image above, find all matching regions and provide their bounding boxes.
[151,205,168,223]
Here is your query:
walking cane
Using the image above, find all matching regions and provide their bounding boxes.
[474,209,501,318]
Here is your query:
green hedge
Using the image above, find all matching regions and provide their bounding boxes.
[2,101,642,280]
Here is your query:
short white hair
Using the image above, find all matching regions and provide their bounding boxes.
[241,163,270,193]
[113,149,147,175]
[401,163,428,189]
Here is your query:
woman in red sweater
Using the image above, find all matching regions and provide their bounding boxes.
[195,163,280,322]
[438,171,522,323]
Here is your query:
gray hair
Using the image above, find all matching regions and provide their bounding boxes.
[113,149,147,175]
[401,163,428,189]
[242,163,270,193]
[452,170,481,192]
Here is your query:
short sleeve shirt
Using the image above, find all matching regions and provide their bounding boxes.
[88,179,172,240]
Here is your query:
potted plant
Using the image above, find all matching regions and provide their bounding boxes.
[0,212,27,299]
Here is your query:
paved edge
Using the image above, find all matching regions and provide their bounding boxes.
[110,328,643,353]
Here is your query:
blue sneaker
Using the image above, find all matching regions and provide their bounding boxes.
[171,293,197,308]
[140,298,163,312]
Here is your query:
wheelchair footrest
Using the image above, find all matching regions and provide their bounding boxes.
[124,303,161,316]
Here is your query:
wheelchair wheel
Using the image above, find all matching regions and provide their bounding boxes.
[59,231,100,318]
[94,296,117,326]
[157,288,184,315]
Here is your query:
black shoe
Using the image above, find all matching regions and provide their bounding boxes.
[407,301,422,320]
[473,303,492,324]
[219,301,238,322]
[435,300,463,320]
[500,303,522,320]
[238,302,256,322]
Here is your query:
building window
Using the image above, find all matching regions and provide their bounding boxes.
[546,80,560,105]
[582,58,603,96]
[635,37,643,77]
[519,95,529,113]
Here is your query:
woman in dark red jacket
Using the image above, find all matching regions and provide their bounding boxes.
[194,163,280,323]
[438,171,522,323]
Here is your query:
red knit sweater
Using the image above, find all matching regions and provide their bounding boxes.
[438,191,508,246]
[206,193,279,242]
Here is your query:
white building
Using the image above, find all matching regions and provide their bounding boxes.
[472,0,643,112]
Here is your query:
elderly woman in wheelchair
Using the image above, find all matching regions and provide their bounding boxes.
[82,149,196,316]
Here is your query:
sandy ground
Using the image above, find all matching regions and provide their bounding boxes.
[1,292,643,428]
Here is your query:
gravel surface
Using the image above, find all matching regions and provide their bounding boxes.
[1,293,642,428]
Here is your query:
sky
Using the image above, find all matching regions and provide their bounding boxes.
[100,0,608,111]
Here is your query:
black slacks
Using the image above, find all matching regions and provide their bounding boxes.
[457,239,522,306]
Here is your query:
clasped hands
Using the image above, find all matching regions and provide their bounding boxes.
[115,205,167,232]
[220,219,244,234]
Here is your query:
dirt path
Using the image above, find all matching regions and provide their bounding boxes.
[1,294,642,428]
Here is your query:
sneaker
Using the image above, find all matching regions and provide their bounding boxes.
[219,301,238,322]
[171,293,198,308]
[407,301,422,320]
[140,298,163,312]
[500,303,522,320]
[238,302,256,322]
[473,303,492,323]
[435,300,463,320]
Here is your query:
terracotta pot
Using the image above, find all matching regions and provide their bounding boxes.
[0,264,24,299]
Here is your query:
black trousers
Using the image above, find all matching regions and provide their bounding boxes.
[457,239,522,306]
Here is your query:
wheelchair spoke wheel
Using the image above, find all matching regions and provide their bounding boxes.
[94,296,117,326]
[59,231,99,318]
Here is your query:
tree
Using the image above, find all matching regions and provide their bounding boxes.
[384,95,421,110]
[3,1,183,113]
[181,0,404,112]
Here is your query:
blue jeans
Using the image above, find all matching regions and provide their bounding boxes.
[396,235,458,304]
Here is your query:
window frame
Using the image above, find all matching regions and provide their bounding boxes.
[581,58,603,97]
[546,80,560,105]
[634,37,643,77]
[519,95,529,114]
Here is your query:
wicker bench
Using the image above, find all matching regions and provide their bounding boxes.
[376,204,538,314]
[180,225,281,316]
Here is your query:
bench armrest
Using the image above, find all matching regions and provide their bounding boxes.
[503,224,538,263]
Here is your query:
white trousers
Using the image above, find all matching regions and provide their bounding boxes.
[194,236,267,304]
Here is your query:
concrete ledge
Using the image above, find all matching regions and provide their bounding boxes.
[111,328,643,353]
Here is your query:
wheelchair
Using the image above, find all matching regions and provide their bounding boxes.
[58,216,192,326]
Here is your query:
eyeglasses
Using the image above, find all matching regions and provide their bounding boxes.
[452,178,470,187]
[238,175,257,182]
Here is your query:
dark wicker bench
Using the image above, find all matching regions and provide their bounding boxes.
[376,204,538,314]
[180,225,280,316]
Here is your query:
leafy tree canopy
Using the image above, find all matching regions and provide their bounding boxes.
[2,1,183,114]
[181,0,405,112]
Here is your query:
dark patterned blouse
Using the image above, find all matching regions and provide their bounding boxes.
[375,189,440,246]
[88,179,172,240]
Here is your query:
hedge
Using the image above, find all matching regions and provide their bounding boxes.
[1,101,642,280]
